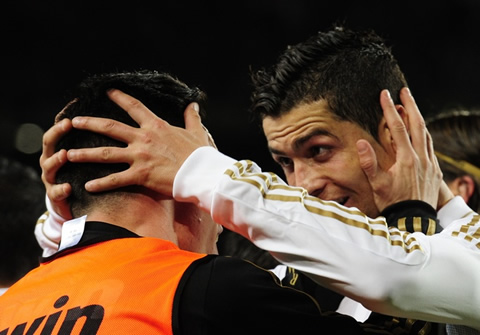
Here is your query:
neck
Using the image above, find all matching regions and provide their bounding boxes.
[83,193,178,245]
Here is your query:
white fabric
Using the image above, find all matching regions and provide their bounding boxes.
[270,264,288,281]
[336,297,371,322]
[34,195,63,257]
[438,195,475,229]
[173,146,480,329]
[58,215,87,251]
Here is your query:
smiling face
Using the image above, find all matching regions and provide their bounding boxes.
[262,99,395,218]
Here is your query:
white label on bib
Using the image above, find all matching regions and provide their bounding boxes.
[58,215,87,251]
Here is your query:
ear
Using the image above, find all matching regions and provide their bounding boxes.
[447,175,476,203]
[377,104,408,155]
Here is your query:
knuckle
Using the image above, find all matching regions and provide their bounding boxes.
[391,119,407,132]
[135,166,149,182]
[150,118,167,131]
[109,174,119,185]
[103,120,117,130]
[414,118,426,129]
[140,132,152,145]
[137,149,152,162]
[127,97,142,110]
[402,155,416,168]
[101,147,112,160]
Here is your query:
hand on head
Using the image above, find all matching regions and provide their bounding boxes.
[356,87,449,212]
[40,117,73,220]
[41,89,214,218]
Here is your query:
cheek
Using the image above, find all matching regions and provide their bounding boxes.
[322,155,372,193]
[285,171,295,185]
[347,159,372,189]
[320,155,361,181]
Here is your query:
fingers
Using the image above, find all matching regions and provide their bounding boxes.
[41,118,72,163]
[71,116,136,143]
[184,102,217,148]
[380,90,412,160]
[40,118,73,219]
[399,88,428,158]
[68,146,129,164]
[42,149,68,184]
[357,140,379,181]
[40,119,72,186]
[184,102,203,131]
[85,172,131,193]
[48,183,72,203]
[107,89,160,126]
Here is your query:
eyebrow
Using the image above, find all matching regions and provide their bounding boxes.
[268,128,337,156]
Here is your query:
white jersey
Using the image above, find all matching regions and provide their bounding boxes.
[36,146,480,329]
[173,147,480,330]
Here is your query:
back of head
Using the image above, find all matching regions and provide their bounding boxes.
[250,25,407,139]
[427,110,480,211]
[55,70,207,218]
[0,156,44,286]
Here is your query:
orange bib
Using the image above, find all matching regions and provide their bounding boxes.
[0,237,205,335]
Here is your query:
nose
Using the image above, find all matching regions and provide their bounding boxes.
[288,159,325,196]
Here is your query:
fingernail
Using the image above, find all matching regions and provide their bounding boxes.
[85,181,93,191]
[72,117,82,126]
[67,150,75,160]
[356,141,368,154]
[59,119,68,130]
[61,184,69,198]
[385,89,392,100]
[192,102,200,114]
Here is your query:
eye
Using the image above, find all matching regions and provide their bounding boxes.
[274,156,293,169]
[310,145,331,160]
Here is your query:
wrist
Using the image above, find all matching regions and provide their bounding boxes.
[381,200,441,235]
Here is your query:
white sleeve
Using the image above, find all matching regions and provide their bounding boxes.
[34,195,63,257]
[437,195,476,228]
[173,146,480,329]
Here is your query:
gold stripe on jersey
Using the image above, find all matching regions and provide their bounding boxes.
[413,217,421,232]
[36,210,49,224]
[397,218,406,231]
[426,219,437,235]
[225,161,423,254]
[35,211,59,244]
[229,161,372,218]
[450,214,480,248]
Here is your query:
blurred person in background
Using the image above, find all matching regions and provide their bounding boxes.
[0,155,44,295]
[427,109,480,212]
[427,109,480,335]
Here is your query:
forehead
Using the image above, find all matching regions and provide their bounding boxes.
[262,100,355,141]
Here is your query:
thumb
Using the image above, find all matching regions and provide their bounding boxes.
[357,140,378,180]
[183,102,216,148]
[183,102,203,131]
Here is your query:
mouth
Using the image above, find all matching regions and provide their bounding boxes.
[330,196,349,206]
[311,190,350,207]
[337,197,349,206]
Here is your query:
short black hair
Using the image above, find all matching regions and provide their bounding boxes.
[250,25,407,139]
[55,70,207,217]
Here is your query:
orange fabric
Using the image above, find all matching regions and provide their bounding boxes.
[0,238,205,334]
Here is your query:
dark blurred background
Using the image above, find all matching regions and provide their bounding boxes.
[2,0,480,177]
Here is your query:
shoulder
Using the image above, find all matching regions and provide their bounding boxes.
[173,255,367,335]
